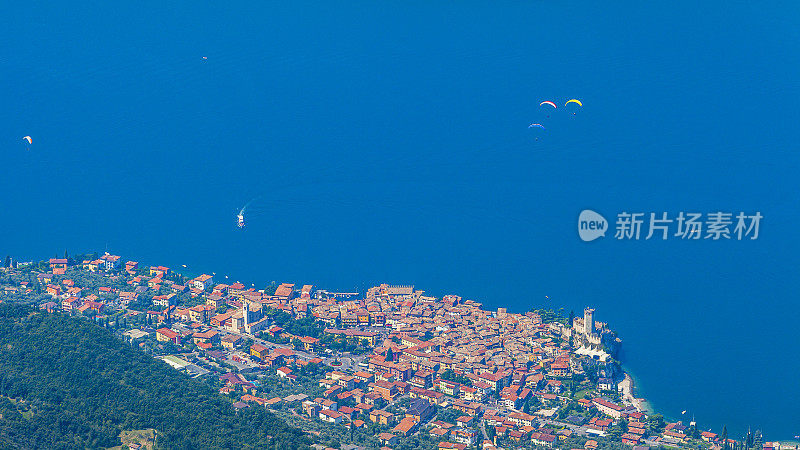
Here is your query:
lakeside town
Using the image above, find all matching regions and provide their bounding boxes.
[0,253,784,450]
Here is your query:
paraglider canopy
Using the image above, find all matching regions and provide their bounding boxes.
[22,136,32,144]
[539,101,557,108]
[528,123,545,129]
[565,99,583,107]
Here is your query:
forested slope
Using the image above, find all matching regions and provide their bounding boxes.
[0,304,312,449]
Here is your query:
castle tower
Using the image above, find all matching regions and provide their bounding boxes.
[583,307,595,336]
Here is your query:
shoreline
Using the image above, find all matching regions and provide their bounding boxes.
[618,372,648,414]
[4,256,791,444]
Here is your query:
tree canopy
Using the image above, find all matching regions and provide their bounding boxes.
[0,304,312,449]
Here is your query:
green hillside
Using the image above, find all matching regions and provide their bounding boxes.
[0,304,312,449]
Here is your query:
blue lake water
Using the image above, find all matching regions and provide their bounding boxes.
[2,0,799,439]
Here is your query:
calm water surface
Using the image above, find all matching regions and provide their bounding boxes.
[1,0,799,439]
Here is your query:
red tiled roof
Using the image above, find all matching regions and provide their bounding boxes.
[157,328,178,339]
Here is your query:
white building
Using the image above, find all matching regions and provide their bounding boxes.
[191,274,214,291]
[101,254,121,271]
[319,409,343,424]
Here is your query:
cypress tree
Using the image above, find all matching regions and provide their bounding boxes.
[722,425,728,450]
[486,421,496,442]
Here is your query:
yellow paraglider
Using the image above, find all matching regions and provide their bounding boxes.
[22,136,32,145]
[565,99,583,107]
